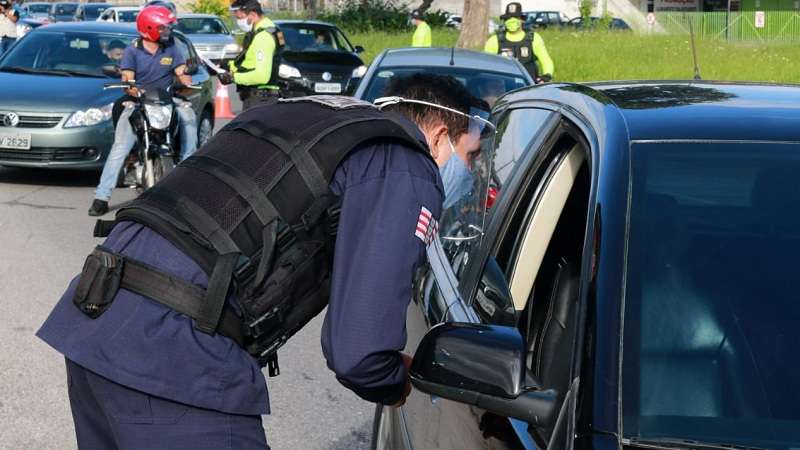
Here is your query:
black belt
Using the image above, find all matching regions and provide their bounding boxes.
[80,246,245,346]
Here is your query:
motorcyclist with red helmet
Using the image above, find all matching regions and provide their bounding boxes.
[88,5,197,216]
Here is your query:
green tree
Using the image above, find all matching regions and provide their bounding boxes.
[189,0,229,18]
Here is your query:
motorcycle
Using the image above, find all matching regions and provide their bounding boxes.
[104,80,199,191]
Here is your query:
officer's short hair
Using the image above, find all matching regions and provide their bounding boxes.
[385,73,488,139]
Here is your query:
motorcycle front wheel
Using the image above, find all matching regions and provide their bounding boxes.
[143,155,175,189]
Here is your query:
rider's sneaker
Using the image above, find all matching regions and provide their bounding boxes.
[88,199,109,217]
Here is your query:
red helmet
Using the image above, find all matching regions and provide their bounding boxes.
[136,5,176,42]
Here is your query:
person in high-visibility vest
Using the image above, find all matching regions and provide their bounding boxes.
[484,2,554,83]
[410,9,432,47]
[217,0,284,110]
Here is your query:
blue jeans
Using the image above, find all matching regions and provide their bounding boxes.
[0,37,16,54]
[95,98,197,201]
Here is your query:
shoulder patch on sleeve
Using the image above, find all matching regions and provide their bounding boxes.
[415,206,438,246]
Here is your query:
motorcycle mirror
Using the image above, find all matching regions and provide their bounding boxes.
[101,64,120,77]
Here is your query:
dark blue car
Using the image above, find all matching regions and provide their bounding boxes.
[376,82,800,450]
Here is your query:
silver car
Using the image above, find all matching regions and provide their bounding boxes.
[0,22,215,170]
[176,14,241,65]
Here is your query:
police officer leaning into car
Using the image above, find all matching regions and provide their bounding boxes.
[485,2,554,83]
[217,0,283,110]
[36,73,488,449]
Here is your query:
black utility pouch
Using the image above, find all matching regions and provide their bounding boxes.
[72,247,124,319]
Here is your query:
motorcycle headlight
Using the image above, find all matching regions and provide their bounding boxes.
[144,104,173,130]
[278,64,302,79]
[64,103,114,128]
[351,65,367,79]
[224,43,242,53]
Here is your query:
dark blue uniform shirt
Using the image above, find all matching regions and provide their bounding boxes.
[120,42,185,91]
[37,138,442,414]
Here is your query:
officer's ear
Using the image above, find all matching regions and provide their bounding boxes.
[424,124,450,167]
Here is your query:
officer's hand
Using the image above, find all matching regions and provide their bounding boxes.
[218,72,234,85]
[392,353,413,408]
[536,74,553,84]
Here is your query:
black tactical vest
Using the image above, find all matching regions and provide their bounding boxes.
[234,24,285,87]
[90,96,431,372]
[497,30,539,80]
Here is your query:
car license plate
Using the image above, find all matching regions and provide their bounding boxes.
[0,132,31,150]
[314,82,342,94]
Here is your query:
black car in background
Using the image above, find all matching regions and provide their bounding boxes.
[49,2,79,22]
[74,3,109,21]
[524,10,569,29]
[273,20,365,97]
[567,16,631,30]
[354,47,533,107]
[374,81,800,450]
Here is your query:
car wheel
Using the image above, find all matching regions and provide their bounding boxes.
[371,404,392,450]
[197,109,214,147]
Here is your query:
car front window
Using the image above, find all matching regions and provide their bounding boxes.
[623,142,800,450]
[28,4,50,13]
[85,5,108,19]
[0,32,134,77]
[281,25,350,52]
[54,4,77,15]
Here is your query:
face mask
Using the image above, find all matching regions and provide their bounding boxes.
[237,17,253,32]
[158,29,172,46]
[505,17,522,32]
[439,137,473,210]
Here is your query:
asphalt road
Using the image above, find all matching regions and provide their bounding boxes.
[0,90,373,450]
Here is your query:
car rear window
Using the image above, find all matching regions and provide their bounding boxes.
[362,66,529,107]
[623,142,800,450]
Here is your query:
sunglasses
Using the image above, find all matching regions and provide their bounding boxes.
[373,96,497,139]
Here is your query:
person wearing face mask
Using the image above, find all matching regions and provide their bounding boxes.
[37,73,486,449]
[218,0,284,110]
[410,9,432,47]
[88,5,197,216]
[484,2,554,83]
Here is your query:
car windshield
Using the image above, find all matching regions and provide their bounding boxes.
[53,4,78,15]
[27,4,50,13]
[280,24,353,52]
[176,18,227,34]
[362,66,529,107]
[117,10,139,22]
[623,142,800,450]
[0,31,133,77]
[84,5,108,19]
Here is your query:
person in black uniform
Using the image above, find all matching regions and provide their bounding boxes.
[36,74,492,448]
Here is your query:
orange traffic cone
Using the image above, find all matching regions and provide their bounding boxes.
[214,80,235,119]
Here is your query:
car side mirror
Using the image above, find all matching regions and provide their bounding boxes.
[354,45,364,54]
[101,64,120,77]
[410,323,558,428]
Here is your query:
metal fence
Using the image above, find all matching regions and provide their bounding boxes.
[656,10,800,41]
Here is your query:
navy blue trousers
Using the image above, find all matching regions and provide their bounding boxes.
[65,359,270,450]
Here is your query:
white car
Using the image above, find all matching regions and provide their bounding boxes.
[96,6,141,23]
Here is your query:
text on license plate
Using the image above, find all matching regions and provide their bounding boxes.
[0,133,31,150]
[314,82,342,94]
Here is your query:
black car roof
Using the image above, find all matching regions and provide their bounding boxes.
[31,21,137,34]
[274,20,338,28]
[502,81,800,142]
[376,47,529,77]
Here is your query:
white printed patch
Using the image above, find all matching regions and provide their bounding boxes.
[256,50,264,61]
[414,206,438,246]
